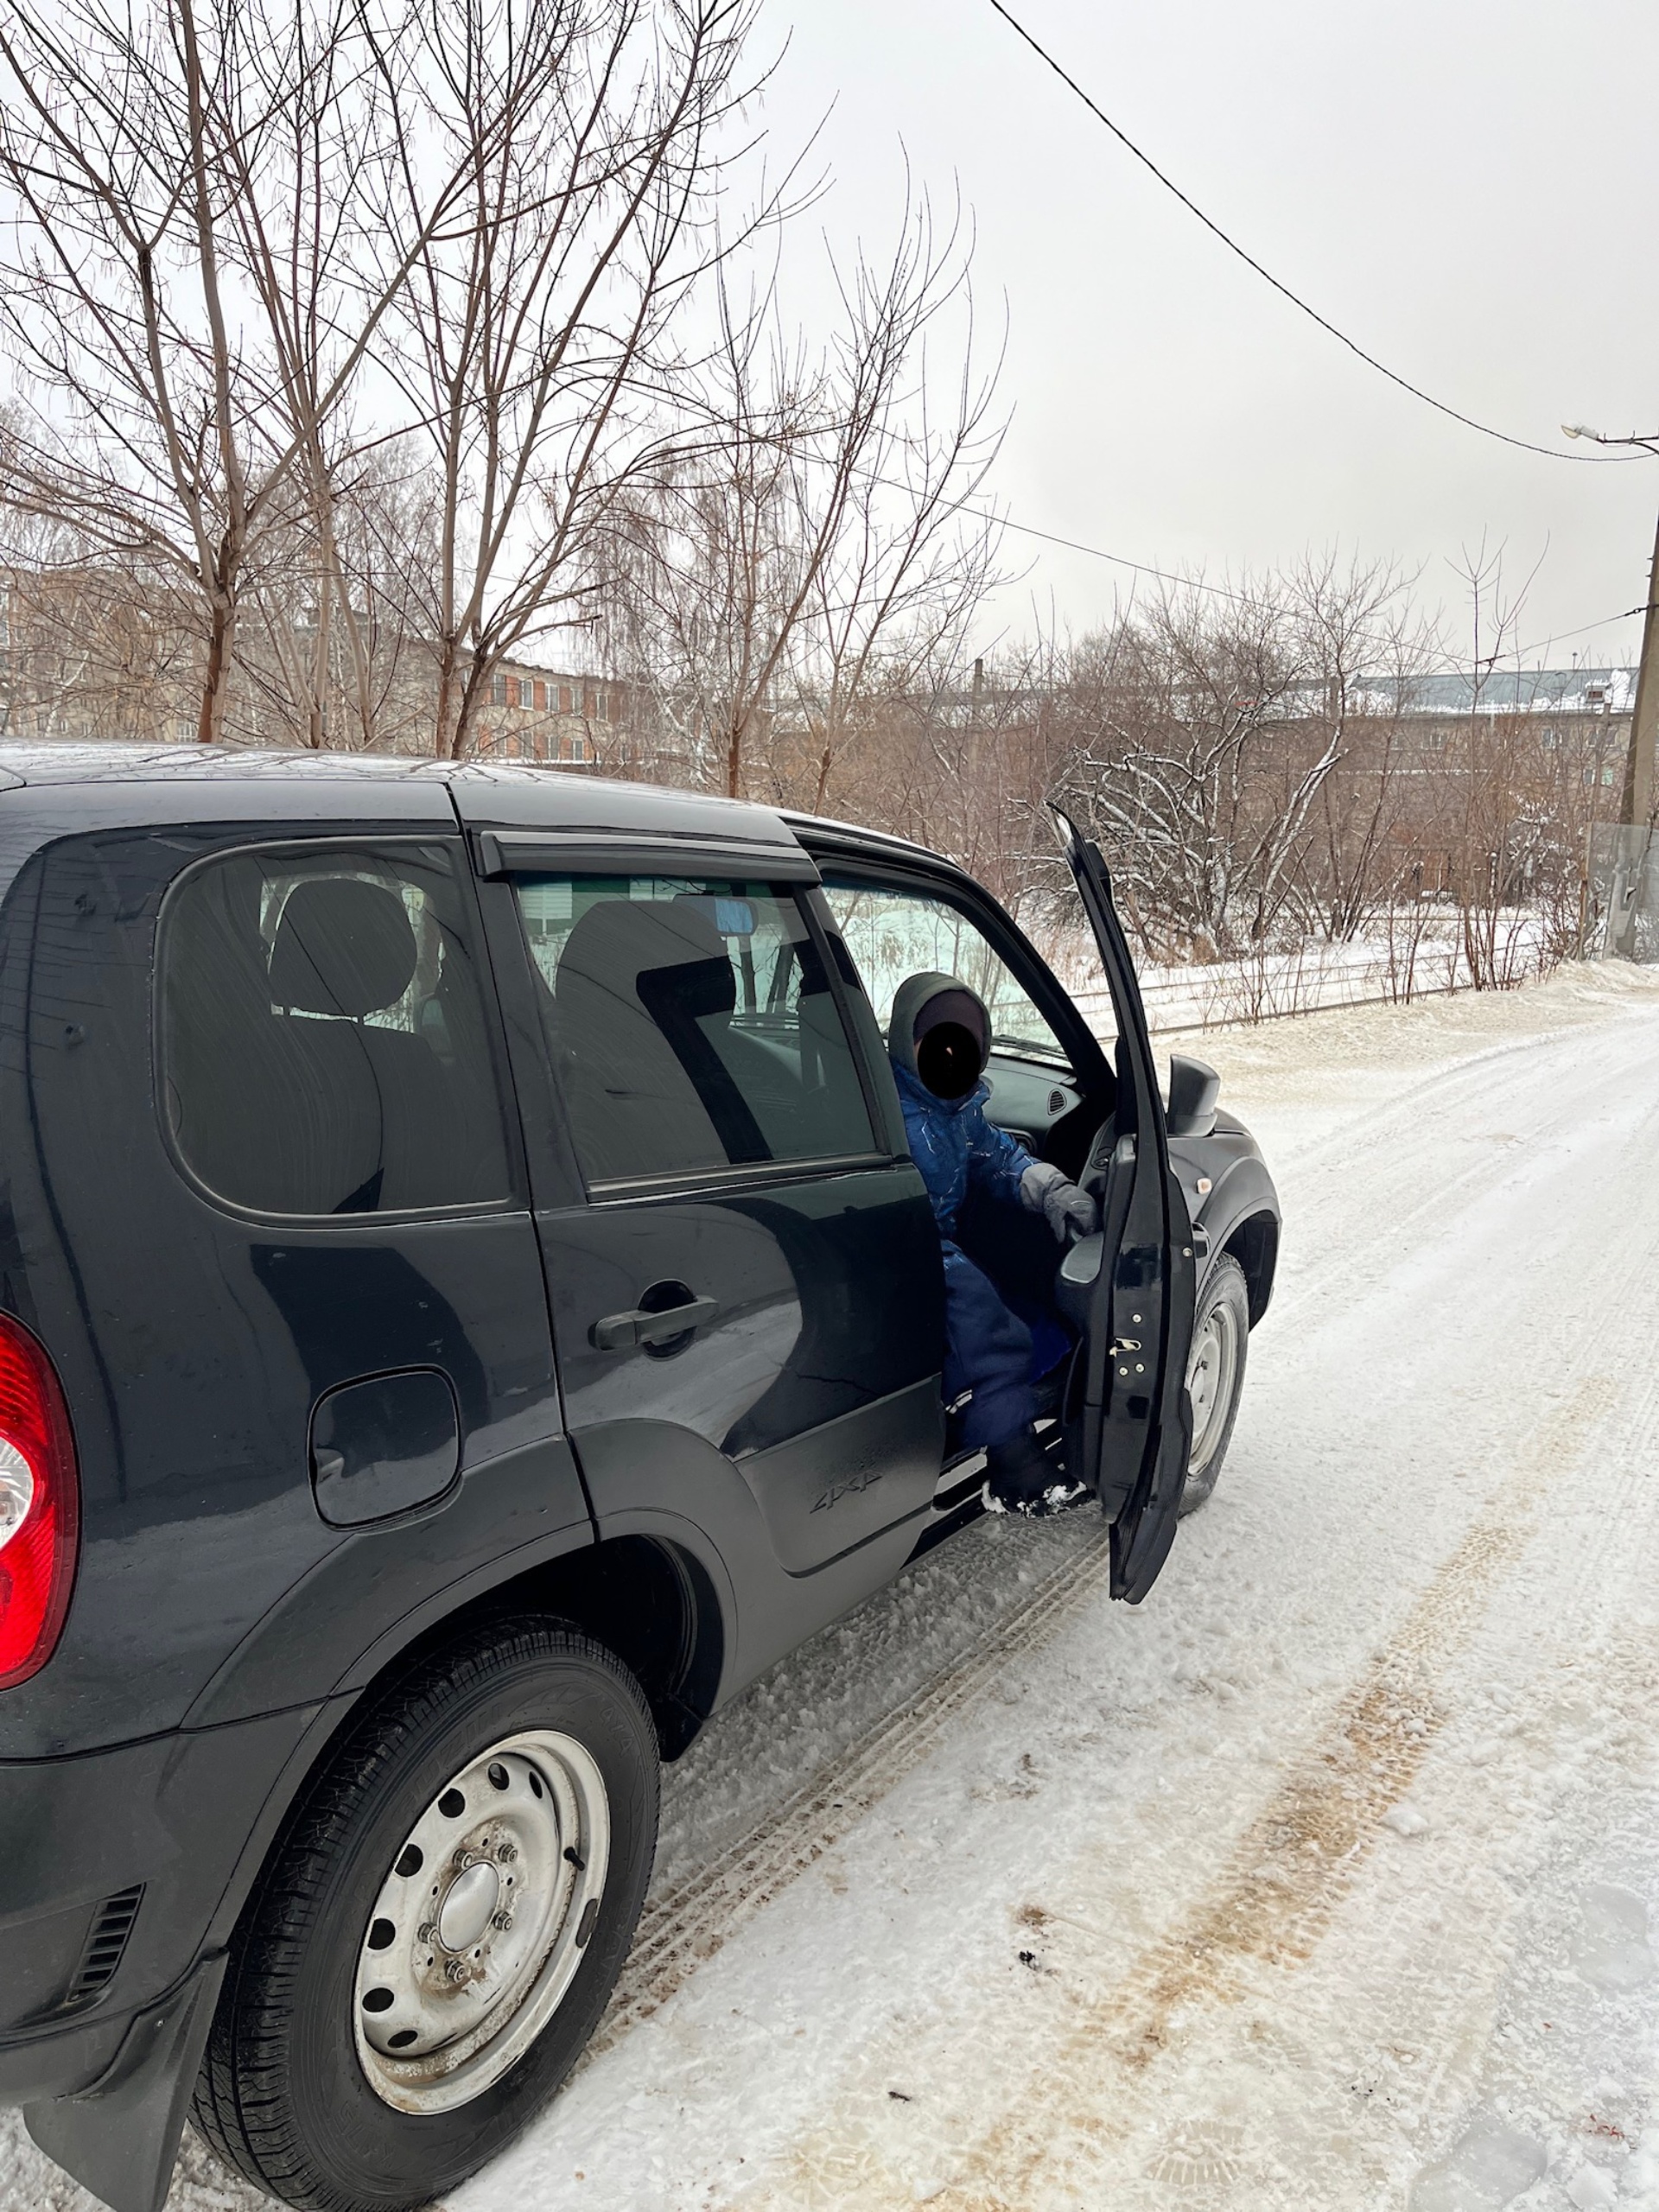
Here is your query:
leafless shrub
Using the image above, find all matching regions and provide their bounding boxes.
[1051,565,1399,960]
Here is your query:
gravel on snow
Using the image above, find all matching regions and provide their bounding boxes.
[8,960,1659,2212]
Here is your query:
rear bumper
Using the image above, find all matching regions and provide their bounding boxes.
[0,1705,322,2107]
[0,2003,129,2106]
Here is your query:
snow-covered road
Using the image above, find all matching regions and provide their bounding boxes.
[10,963,1659,2212]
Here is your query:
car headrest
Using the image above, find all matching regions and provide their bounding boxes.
[556,897,736,1025]
[269,879,418,1018]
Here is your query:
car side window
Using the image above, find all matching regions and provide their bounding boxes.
[514,874,876,1186]
[161,842,512,1216]
[820,876,1071,1071]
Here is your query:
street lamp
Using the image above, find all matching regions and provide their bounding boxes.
[1561,423,1659,453]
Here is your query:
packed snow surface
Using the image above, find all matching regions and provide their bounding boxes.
[9,961,1659,2212]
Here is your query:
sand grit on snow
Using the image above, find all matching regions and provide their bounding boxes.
[8,959,1659,2212]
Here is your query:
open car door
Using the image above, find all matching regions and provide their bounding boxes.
[1053,808,1196,1602]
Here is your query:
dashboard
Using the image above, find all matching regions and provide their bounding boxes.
[979,1051,1084,1153]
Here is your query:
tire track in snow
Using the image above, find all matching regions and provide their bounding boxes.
[734,1370,1607,2212]
[587,1520,1122,2054]
[891,1375,1608,2210]
[1262,1012,1659,1340]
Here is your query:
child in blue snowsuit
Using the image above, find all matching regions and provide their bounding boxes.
[887,971,1097,1514]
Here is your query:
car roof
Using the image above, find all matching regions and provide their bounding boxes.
[0,741,786,831]
[0,742,962,872]
[0,742,456,787]
[779,807,952,870]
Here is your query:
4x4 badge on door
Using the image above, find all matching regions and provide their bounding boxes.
[811,1465,883,1514]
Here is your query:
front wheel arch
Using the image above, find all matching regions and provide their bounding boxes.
[1223,1209,1279,1325]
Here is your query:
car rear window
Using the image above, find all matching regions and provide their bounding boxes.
[514,874,877,1186]
[161,842,512,1216]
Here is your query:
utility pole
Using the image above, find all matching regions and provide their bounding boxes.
[1618,504,1659,828]
[1563,424,1659,956]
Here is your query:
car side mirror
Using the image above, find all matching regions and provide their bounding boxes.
[1166,1052,1220,1139]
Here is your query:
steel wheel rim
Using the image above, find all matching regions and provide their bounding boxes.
[1185,1298,1240,1476]
[353,1727,611,2114]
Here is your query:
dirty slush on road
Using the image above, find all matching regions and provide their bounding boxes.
[9,963,1659,2212]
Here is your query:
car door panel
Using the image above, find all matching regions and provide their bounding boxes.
[570,1420,938,1697]
[1055,814,1194,1602]
[471,850,949,1588]
[537,1162,944,1574]
[734,1376,944,1572]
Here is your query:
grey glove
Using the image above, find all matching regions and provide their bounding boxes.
[1020,1159,1098,1243]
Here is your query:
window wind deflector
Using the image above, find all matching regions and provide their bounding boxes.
[471,830,820,884]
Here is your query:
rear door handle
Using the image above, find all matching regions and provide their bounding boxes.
[591,1296,718,1351]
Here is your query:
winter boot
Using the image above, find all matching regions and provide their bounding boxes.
[982,1427,1086,1517]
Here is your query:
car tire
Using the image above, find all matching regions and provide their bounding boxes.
[1179,1253,1249,1516]
[193,1618,659,2212]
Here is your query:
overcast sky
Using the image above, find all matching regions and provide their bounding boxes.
[758,0,1659,669]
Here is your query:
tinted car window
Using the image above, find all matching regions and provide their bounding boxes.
[162,842,512,1215]
[516,874,875,1185]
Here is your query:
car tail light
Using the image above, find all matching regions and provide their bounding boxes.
[0,1313,79,1688]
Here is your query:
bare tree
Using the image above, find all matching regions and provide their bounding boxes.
[0,508,200,739]
[830,632,1070,909]
[773,207,1004,815]
[0,0,265,741]
[0,0,365,740]
[1287,554,1440,941]
[607,193,1004,800]
[596,266,810,791]
[1434,543,1554,987]
[0,0,520,746]
[225,442,442,751]
[359,0,762,760]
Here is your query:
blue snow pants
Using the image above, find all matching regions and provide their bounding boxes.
[943,1244,1039,1449]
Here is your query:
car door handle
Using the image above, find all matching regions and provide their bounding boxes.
[591,1297,718,1351]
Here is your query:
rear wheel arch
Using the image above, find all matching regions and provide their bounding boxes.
[505,1536,723,1759]
[333,1535,725,1764]
[204,1535,723,1978]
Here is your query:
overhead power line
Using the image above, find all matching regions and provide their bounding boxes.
[936,480,1650,670]
[931,482,1651,649]
[985,0,1637,467]
[932,488,1249,601]
[866,462,1649,661]
[1511,599,1657,661]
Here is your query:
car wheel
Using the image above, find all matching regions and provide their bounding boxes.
[1179,1253,1249,1516]
[194,1618,659,2212]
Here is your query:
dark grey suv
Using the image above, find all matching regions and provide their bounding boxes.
[0,747,1279,2212]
